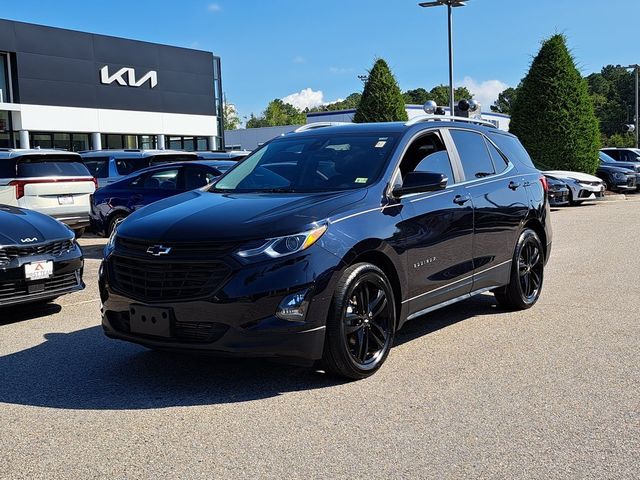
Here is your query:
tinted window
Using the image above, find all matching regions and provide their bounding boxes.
[488,132,536,169]
[450,130,495,180]
[149,155,197,165]
[185,167,218,190]
[17,157,90,178]
[0,159,16,178]
[414,151,454,183]
[485,138,509,173]
[133,169,180,190]
[624,150,640,161]
[83,157,110,178]
[115,157,149,176]
[214,134,398,193]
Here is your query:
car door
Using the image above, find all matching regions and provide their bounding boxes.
[395,129,475,318]
[129,167,183,210]
[448,128,530,291]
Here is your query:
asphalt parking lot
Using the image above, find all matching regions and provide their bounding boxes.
[1,199,639,479]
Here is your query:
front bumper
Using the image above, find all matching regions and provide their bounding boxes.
[53,214,91,229]
[99,245,343,361]
[0,249,84,307]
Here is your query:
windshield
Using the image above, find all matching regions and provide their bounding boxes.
[599,151,615,163]
[212,133,398,193]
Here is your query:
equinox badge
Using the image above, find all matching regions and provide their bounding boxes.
[147,245,172,256]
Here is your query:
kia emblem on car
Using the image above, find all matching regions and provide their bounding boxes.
[147,245,171,256]
[20,237,38,243]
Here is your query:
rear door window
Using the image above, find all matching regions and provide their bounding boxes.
[132,168,181,190]
[450,130,495,180]
[83,157,110,178]
[115,157,149,176]
[17,157,91,177]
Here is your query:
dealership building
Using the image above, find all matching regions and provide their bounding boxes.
[0,19,224,151]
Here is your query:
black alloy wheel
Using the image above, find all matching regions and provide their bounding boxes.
[494,228,545,310]
[517,238,544,302]
[322,263,396,379]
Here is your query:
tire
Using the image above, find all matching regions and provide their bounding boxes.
[321,263,396,380]
[106,213,127,237]
[494,228,545,310]
[73,227,85,238]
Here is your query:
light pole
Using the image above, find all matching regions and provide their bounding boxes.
[419,0,469,116]
[626,64,640,148]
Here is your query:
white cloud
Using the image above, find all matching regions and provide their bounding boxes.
[329,66,354,74]
[458,77,509,109]
[207,3,222,12]
[292,56,305,64]
[282,88,325,110]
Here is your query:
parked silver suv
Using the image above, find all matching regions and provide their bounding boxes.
[0,149,96,236]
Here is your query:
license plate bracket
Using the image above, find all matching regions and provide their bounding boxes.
[25,260,54,281]
[129,305,172,338]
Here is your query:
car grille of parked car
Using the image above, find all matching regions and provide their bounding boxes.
[627,177,637,188]
[106,311,230,344]
[0,240,74,265]
[109,255,231,302]
[116,237,239,257]
[0,271,80,302]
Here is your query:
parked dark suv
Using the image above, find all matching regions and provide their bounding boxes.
[100,118,552,379]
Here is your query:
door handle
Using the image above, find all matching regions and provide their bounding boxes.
[508,181,522,190]
[453,194,471,205]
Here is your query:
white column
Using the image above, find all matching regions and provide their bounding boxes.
[157,134,165,150]
[19,130,29,149]
[207,136,216,151]
[91,132,102,150]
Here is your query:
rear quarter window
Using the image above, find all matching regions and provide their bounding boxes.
[83,157,110,178]
[488,132,536,169]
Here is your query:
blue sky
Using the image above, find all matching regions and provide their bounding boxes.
[4,0,640,119]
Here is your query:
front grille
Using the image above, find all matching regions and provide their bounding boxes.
[116,237,239,257]
[0,271,80,301]
[110,255,231,302]
[106,311,229,344]
[0,240,74,264]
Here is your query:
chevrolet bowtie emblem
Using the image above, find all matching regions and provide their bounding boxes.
[147,245,172,256]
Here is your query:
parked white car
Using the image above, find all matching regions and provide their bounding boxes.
[0,149,96,236]
[544,170,605,205]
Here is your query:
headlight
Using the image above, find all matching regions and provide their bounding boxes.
[613,172,626,181]
[236,224,328,260]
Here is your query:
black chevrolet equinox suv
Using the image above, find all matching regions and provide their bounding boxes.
[100,117,552,379]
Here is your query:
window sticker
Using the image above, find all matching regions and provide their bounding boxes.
[355,177,368,184]
[374,140,387,148]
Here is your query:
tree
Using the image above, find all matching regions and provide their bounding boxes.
[586,65,635,141]
[403,86,473,106]
[245,98,306,128]
[354,59,408,123]
[509,34,601,174]
[222,96,241,130]
[307,92,362,113]
[490,86,519,114]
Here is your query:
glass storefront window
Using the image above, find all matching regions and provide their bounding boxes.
[105,134,123,150]
[139,135,156,149]
[72,133,89,151]
[168,136,182,150]
[124,135,137,149]
[183,137,195,151]
[197,138,208,151]
[32,134,52,149]
[53,133,70,150]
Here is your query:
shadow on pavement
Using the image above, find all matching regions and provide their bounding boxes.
[0,302,63,326]
[0,295,499,410]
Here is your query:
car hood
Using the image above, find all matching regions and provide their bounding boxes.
[544,171,602,183]
[605,161,639,171]
[116,188,368,242]
[597,165,634,174]
[0,205,72,246]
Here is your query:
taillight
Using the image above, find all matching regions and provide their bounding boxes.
[540,175,549,193]
[91,177,98,191]
[8,180,26,199]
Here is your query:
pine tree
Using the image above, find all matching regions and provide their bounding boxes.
[354,59,408,123]
[509,35,601,173]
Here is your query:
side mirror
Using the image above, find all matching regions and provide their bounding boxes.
[392,171,447,197]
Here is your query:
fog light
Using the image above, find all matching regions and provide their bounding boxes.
[276,289,312,322]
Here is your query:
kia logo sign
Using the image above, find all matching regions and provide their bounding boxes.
[100,66,158,89]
